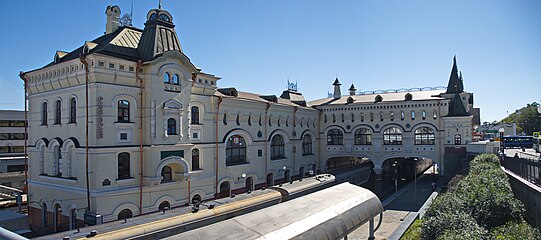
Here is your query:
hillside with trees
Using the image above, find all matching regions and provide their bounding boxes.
[500,102,541,135]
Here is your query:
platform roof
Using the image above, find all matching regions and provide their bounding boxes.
[165,183,383,240]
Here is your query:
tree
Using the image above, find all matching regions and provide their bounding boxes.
[500,102,541,135]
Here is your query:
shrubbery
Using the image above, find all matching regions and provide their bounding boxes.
[420,154,540,240]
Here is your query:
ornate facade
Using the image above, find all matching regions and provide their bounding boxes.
[22,5,475,232]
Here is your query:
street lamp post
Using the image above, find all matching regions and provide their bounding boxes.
[414,158,418,205]
[499,128,505,154]
[392,161,397,194]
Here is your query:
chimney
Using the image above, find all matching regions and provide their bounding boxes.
[348,84,357,96]
[332,78,342,99]
[105,5,121,34]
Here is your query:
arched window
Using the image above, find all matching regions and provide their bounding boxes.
[390,111,394,121]
[248,115,252,126]
[245,177,253,192]
[167,118,177,135]
[54,145,62,176]
[161,166,172,183]
[42,203,48,227]
[324,114,327,123]
[351,113,355,122]
[54,203,62,232]
[117,100,130,122]
[302,134,313,156]
[69,98,77,123]
[271,135,285,160]
[332,114,336,123]
[192,148,200,171]
[375,95,383,103]
[422,110,426,120]
[191,106,199,124]
[69,209,77,230]
[172,74,179,85]
[433,110,438,119]
[219,181,230,198]
[118,209,132,220]
[341,114,344,122]
[236,114,240,125]
[327,129,343,145]
[383,127,402,145]
[360,113,364,122]
[454,134,462,145]
[380,112,384,121]
[226,135,247,166]
[41,102,48,125]
[354,128,372,145]
[370,112,374,122]
[163,72,170,83]
[118,152,130,179]
[401,111,405,121]
[54,100,62,124]
[411,111,415,120]
[415,127,435,145]
[223,113,227,125]
[266,173,274,186]
[259,116,262,126]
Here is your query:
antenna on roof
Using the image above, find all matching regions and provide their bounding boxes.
[131,1,133,18]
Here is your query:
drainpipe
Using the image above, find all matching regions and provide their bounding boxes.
[317,110,322,173]
[79,55,91,212]
[136,60,144,215]
[214,96,223,197]
[292,107,298,177]
[18,72,29,216]
[264,103,270,182]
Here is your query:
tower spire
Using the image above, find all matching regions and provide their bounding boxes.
[446,56,464,93]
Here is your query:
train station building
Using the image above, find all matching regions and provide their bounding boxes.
[21,5,479,233]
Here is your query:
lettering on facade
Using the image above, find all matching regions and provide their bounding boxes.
[97,96,104,138]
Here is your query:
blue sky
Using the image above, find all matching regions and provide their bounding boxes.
[0,1,539,122]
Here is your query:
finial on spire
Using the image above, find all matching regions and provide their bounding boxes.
[159,0,162,9]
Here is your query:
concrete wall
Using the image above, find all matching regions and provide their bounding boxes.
[504,168,541,230]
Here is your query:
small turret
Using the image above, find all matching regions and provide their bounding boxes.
[348,84,357,96]
[332,78,342,99]
[105,5,121,34]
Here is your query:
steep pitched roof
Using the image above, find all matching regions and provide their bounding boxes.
[446,56,464,93]
[447,93,469,116]
[43,26,143,68]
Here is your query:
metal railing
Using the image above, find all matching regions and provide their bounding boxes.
[503,155,541,187]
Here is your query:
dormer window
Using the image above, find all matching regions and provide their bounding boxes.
[159,14,170,22]
[405,93,413,101]
[164,73,170,83]
[150,13,157,20]
[375,95,383,103]
[172,74,179,85]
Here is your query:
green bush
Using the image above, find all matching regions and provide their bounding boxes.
[455,159,524,229]
[420,153,532,239]
[438,229,486,240]
[400,219,422,240]
[422,208,486,240]
[489,221,541,240]
[446,174,464,193]
[470,153,500,167]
